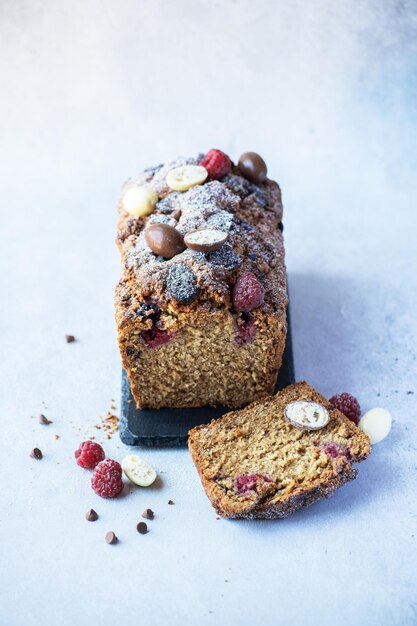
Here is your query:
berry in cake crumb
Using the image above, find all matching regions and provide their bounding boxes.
[233,271,265,312]
[74,441,105,469]
[235,314,257,345]
[199,149,232,180]
[329,392,361,425]
[319,442,350,459]
[234,473,272,495]
[91,459,124,498]
[140,328,174,349]
[167,263,199,304]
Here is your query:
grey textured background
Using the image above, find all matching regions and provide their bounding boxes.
[1,1,417,625]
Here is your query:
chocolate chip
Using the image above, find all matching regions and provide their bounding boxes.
[184,228,227,253]
[142,508,154,520]
[105,531,118,544]
[167,264,199,304]
[30,448,43,459]
[278,221,284,232]
[168,500,174,505]
[65,335,76,343]
[39,414,52,425]
[238,152,267,184]
[136,522,148,534]
[145,223,185,259]
[85,509,98,522]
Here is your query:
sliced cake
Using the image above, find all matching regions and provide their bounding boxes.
[188,381,371,519]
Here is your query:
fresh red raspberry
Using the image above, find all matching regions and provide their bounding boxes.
[199,149,231,180]
[74,441,105,469]
[91,459,124,498]
[233,272,265,312]
[329,392,361,425]
[140,328,175,349]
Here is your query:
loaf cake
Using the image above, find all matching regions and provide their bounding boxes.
[188,382,371,519]
[115,149,287,409]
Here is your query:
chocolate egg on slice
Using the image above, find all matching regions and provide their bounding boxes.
[184,228,227,253]
[238,152,267,184]
[145,223,185,258]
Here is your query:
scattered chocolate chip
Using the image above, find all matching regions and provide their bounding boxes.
[105,531,118,544]
[168,500,174,505]
[238,152,267,184]
[85,509,98,522]
[39,414,52,425]
[65,335,76,343]
[145,223,185,258]
[167,264,199,304]
[136,522,148,534]
[184,228,227,253]
[30,447,43,459]
[142,508,154,520]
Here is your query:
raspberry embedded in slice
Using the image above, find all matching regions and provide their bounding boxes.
[233,271,265,312]
[329,392,361,425]
[319,442,350,459]
[140,328,174,349]
[91,459,124,498]
[235,314,257,345]
[199,149,232,180]
[234,473,272,495]
[74,441,105,469]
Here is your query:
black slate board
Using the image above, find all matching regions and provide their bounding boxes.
[119,304,294,447]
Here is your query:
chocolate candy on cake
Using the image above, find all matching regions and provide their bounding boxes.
[184,228,227,253]
[284,400,330,430]
[123,185,158,217]
[145,223,185,258]
[238,152,267,184]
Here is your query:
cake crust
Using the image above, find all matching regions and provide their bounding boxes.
[188,382,371,519]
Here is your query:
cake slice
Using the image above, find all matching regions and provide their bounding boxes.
[188,382,371,519]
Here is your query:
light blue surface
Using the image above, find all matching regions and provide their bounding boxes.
[1,2,416,625]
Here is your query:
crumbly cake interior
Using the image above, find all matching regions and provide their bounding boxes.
[189,382,371,517]
[118,308,284,408]
[115,153,288,409]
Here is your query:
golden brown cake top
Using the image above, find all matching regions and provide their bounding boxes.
[116,151,286,315]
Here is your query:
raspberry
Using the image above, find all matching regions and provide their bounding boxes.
[140,328,174,349]
[74,441,105,469]
[235,314,257,345]
[200,149,231,180]
[320,442,350,459]
[329,392,361,425]
[234,474,272,495]
[91,459,124,498]
[233,272,265,312]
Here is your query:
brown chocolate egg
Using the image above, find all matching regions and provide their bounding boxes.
[238,152,267,184]
[145,223,185,258]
